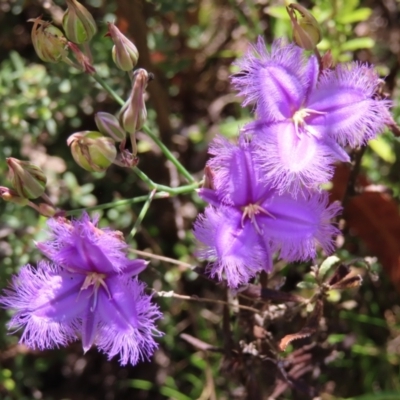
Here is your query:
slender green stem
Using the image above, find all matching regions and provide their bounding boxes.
[91,72,125,106]
[65,193,169,216]
[142,125,195,183]
[130,189,156,237]
[65,178,200,216]
[133,166,200,194]
[92,71,195,183]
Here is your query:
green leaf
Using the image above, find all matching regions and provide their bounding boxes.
[319,256,340,279]
[296,281,317,289]
[264,6,290,20]
[126,379,153,390]
[369,136,396,164]
[337,8,372,24]
[340,37,375,52]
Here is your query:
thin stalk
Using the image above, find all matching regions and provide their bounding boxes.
[133,167,200,194]
[92,71,195,183]
[142,125,195,183]
[154,290,261,314]
[91,72,125,106]
[65,192,169,216]
[130,189,156,237]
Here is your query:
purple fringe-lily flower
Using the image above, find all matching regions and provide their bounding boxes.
[232,37,391,194]
[193,136,341,288]
[1,213,162,366]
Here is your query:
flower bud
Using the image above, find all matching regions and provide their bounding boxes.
[287,4,321,51]
[119,69,149,134]
[67,131,117,172]
[107,22,139,71]
[37,203,58,217]
[6,158,47,199]
[0,187,30,206]
[67,42,96,74]
[62,0,97,44]
[30,17,68,63]
[95,112,126,142]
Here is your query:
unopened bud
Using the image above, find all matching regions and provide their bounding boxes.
[63,0,97,44]
[67,42,96,74]
[119,69,149,134]
[0,187,29,206]
[37,203,58,217]
[7,158,47,199]
[107,22,139,71]
[30,17,68,63]
[67,131,117,172]
[95,112,126,142]
[287,4,321,51]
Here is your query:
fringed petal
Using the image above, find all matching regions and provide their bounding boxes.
[252,122,336,195]
[263,192,341,260]
[307,63,391,146]
[194,206,271,287]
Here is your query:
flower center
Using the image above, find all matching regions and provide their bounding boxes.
[292,108,326,138]
[80,272,111,312]
[241,203,275,234]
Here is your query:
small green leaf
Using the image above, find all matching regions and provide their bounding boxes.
[337,8,372,24]
[369,135,396,164]
[264,6,290,20]
[319,255,340,279]
[297,281,317,289]
[340,37,375,52]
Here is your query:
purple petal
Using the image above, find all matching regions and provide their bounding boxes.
[253,122,336,195]
[95,279,162,366]
[122,259,148,277]
[208,136,266,206]
[307,63,391,146]
[261,192,341,261]
[38,213,131,274]
[232,38,310,121]
[0,262,84,349]
[194,205,271,287]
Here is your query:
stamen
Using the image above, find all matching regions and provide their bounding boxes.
[77,272,112,312]
[241,203,275,235]
[292,108,326,138]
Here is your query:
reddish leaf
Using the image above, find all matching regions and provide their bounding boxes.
[331,164,400,291]
[279,300,323,351]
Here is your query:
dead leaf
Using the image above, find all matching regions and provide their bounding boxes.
[279,300,323,351]
[331,164,400,291]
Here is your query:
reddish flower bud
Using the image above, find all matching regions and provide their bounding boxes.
[6,158,47,199]
[95,112,126,142]
[63,0,97,44]
[119,69,149,134]
[107,22,139,71]
[67,131,117,172]
[0,187,30,206]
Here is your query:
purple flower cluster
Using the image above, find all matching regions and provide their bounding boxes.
[194,37,390,287]
[1,214,162,366]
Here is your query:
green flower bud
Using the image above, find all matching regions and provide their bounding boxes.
[107,22,139,71]
[95,112,126,142]
[67,131,117,172]
[287,4,321,51]
[30,17,68,63]
[6,158,47,199]
[119,69,149,134]
[63,0,97,44]
[0,187,30,206]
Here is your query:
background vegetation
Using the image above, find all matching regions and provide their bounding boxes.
[1,0,400,399]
